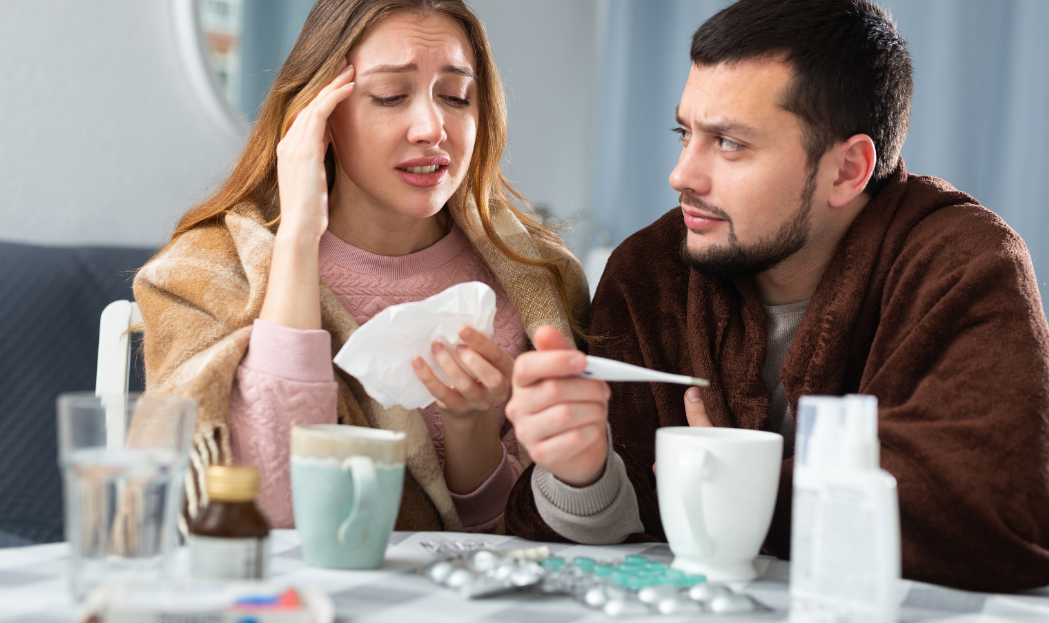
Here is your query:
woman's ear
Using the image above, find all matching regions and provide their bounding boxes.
[828,134,877,208]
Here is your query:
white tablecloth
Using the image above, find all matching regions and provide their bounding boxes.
[2,530,1049,622]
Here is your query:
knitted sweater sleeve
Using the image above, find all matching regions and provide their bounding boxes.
[229,319,338,528]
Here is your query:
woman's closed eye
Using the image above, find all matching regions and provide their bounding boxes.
[371,94,406,106]
[441,95,470,108]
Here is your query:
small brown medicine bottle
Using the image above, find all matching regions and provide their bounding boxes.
[189,465,271,580]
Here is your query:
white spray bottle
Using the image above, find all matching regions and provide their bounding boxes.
[790,394,900,623]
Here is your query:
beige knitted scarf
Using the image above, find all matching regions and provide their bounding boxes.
[133,200,589,533]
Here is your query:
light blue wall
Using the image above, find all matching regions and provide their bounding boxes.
[888,0,1049,293]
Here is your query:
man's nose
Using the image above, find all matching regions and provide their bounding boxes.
[669,146,712,197]
[406,98,447,146]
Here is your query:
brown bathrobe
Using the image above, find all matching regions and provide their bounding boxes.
[133,199,588,534]
[506,162,1049,592]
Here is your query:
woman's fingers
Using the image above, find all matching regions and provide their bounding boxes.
[454,344,506,394]
[284,64,355,145]
[458,327,514,379]
[431,342,487,403]
[411,356,468,412]
[299,66,355,148]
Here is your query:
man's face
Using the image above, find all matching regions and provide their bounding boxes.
[670,59,818,279]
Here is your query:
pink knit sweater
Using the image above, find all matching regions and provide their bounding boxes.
[228,224,528,531]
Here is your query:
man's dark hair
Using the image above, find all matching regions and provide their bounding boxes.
[691,0,912,195]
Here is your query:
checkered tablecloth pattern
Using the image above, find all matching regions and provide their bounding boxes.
[2,531,1049,622]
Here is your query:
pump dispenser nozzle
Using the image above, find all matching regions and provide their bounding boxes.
[843,394,880,470]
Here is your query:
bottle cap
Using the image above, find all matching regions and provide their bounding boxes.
[205,465,259,502]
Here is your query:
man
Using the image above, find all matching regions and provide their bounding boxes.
[503,0,1049,593]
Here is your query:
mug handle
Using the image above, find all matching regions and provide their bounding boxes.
[680,449,717,557]
[336,456,378,546]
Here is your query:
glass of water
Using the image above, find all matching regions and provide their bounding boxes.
[57,392,195,599]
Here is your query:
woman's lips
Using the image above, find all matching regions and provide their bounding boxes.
[682,208,725,231]
[396,165,449,188]
[395,157,451,188]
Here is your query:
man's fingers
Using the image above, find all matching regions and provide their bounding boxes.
[526,422,604,468]
[684,387,712,427]
[507,377,609,420]
[534,325,573,351]
[512,402,607,448]
[512,349,587,387]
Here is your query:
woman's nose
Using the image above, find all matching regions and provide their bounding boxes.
[406,98,447,146]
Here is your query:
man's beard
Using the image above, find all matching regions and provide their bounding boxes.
[679,169,817,280]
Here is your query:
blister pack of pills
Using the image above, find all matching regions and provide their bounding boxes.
[420,544,768,617]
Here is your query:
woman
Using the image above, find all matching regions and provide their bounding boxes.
[133,0,587,534]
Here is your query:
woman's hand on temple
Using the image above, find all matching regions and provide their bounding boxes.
[261,62,354,330]
[274,61,355,241]
[412,327,514,421]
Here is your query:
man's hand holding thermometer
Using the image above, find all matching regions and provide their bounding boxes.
[507,326,712,490]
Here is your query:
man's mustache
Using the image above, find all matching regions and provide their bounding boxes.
[679,193,732,223]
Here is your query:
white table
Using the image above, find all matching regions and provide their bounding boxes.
[2,531,1049,622]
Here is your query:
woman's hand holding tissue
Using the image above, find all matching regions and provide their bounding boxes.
[411,326,513,418]
[505,326,611,488]
[411,326,512,494]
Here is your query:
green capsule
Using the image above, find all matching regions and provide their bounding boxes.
[680,574,707,586]
[626,576,648,591]
[624,554,648,565]
[664,568,685,580]
[572,557,596,571]
[612,571,633,586]
[615,563,643,573]
[593,564,613,577]
[540,557,565,570]
[644,561,669,571]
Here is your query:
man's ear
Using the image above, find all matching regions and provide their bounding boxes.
[828,134,876,208]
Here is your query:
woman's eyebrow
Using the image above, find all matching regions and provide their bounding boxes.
[362,63,475,79]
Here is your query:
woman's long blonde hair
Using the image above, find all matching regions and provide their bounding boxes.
[165,0,580,331]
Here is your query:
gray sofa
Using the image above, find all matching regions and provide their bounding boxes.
[0,242,154,546]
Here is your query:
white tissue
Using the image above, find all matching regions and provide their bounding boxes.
[333,281,498,410]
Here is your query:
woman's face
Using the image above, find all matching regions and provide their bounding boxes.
[329,11,478,222]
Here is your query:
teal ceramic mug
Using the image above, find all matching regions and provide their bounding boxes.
[290,425,406,569]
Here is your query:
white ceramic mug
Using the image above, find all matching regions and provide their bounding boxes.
[656,427,783,582]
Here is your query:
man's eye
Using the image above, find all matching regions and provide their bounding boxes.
[672,127,691,142]
[372,95,405,106]
[718,137,742,152]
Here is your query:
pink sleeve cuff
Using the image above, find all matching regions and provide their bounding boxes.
[241,318,334,383]
[449,445,524,530]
